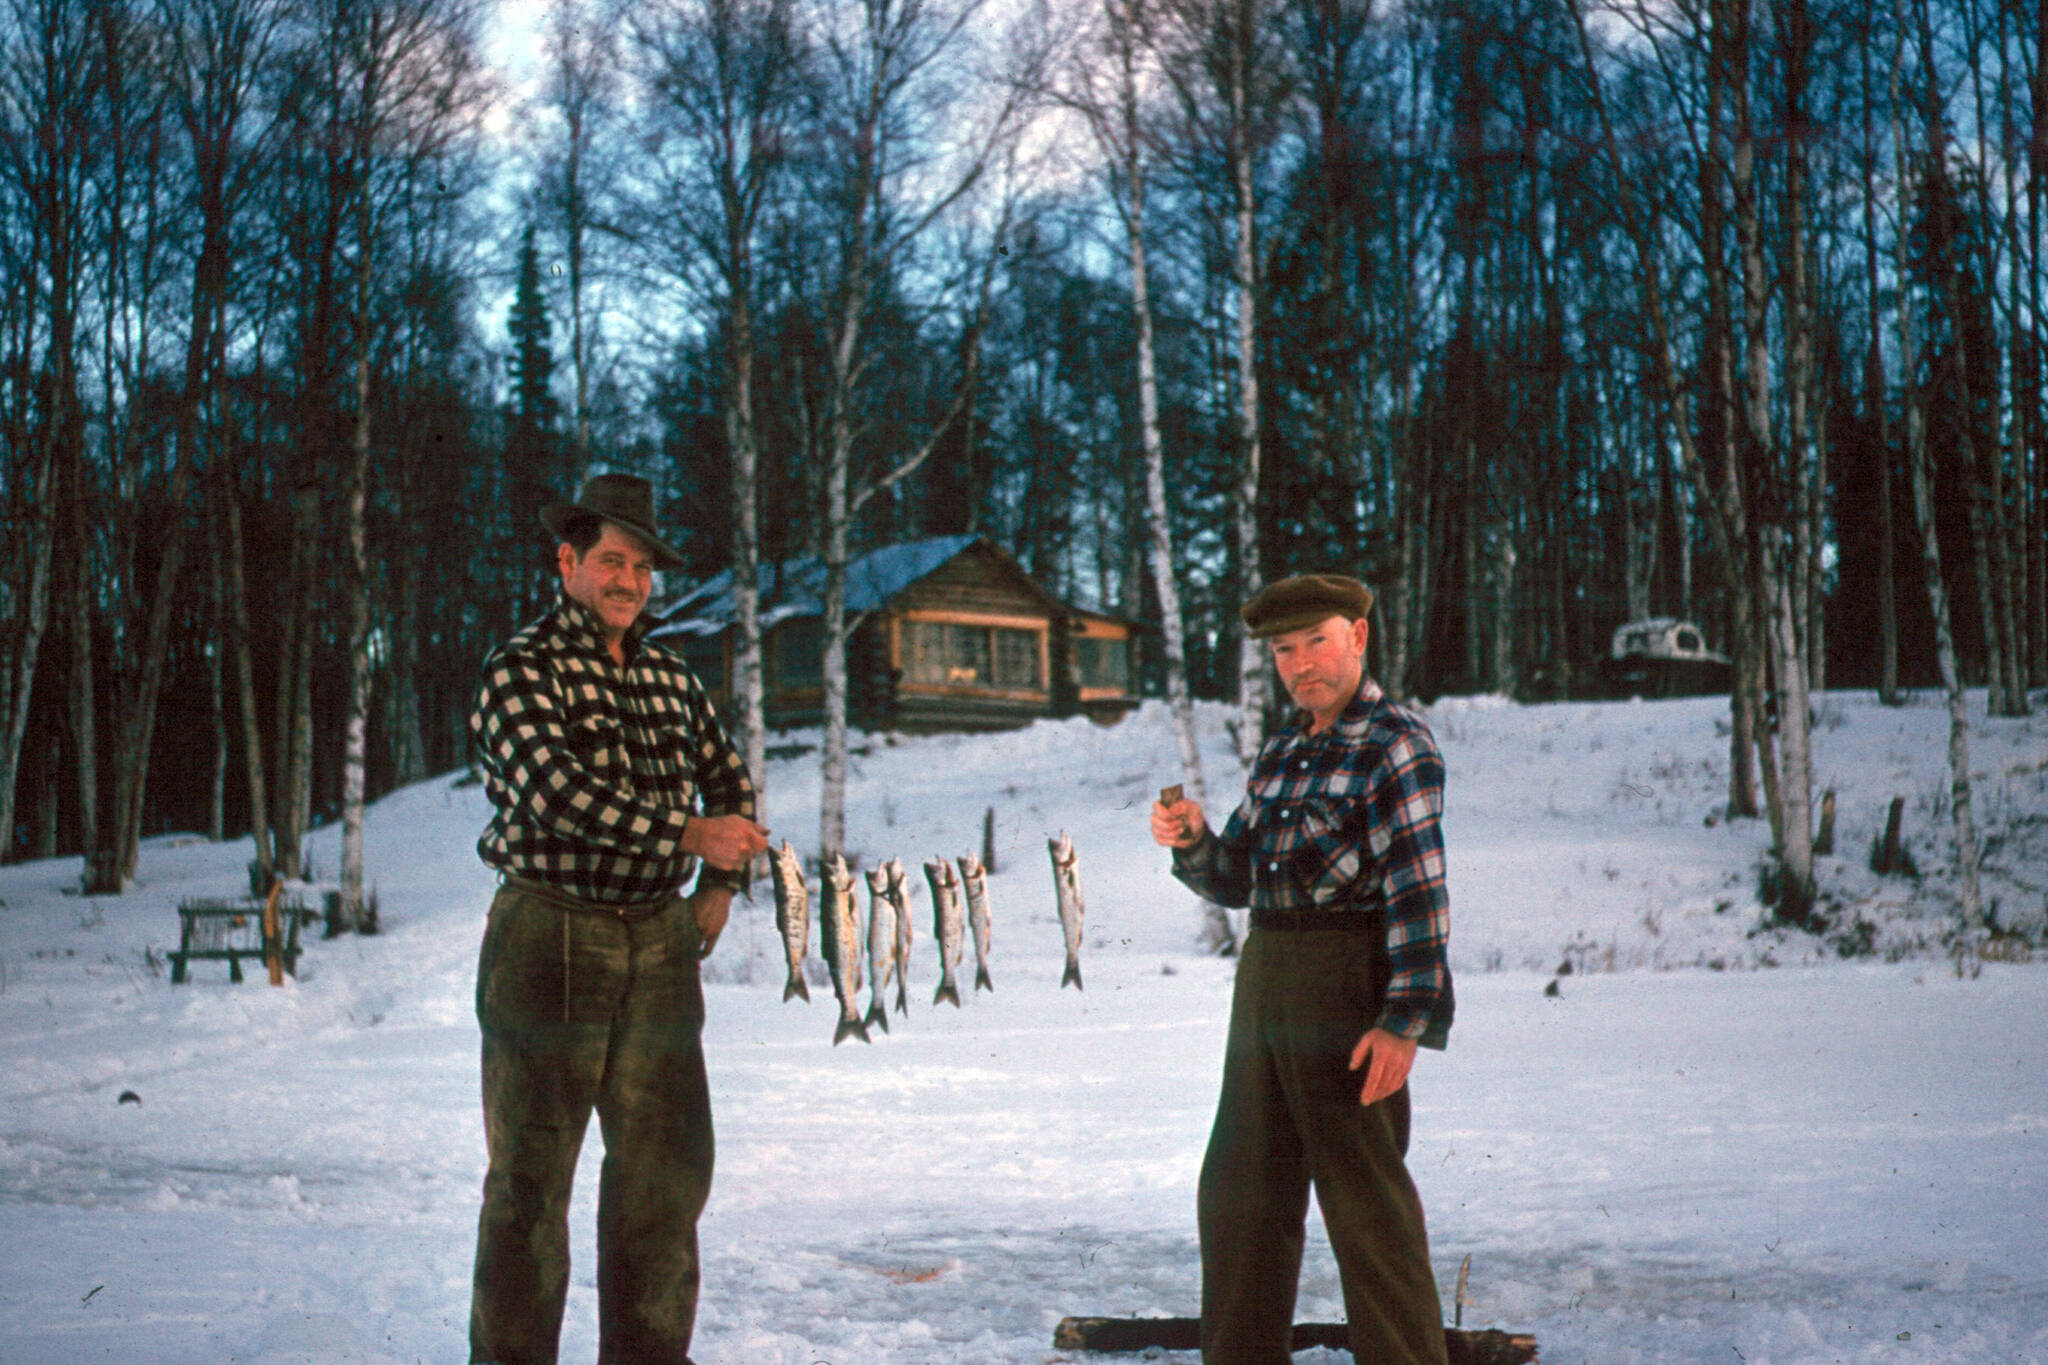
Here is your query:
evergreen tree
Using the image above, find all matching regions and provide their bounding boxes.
[508,224,564,618]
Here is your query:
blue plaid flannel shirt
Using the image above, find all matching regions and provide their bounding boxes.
[471,595,756,905]
[1173,676,1453,1048]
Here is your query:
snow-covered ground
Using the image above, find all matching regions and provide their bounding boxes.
[1,689,2044,1365]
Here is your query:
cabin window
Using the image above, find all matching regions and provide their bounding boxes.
[993,626,1041,688]
[772,617,824,689]
[1077,635,1130,692]
[904,619,1043,691]
[1676,628,1702,654]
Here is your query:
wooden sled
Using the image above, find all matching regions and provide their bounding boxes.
[1052,1316,1537,1362]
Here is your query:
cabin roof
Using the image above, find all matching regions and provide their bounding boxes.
[652,534,1106,638]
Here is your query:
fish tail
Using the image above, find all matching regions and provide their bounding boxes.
[783,973,810,1004]
[974,964,993,993]
[864,1001,890,1034]
[933,978,961,1008]
[834,1016,871,1045]
[1062,956,1083,990]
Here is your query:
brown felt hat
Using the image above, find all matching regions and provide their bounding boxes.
[541,473,685,570]
[1241,573,1376,639]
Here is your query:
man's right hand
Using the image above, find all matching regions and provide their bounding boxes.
[1150,798,1207,850]
[682,814,771,871]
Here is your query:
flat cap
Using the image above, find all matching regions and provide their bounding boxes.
[1241,573,1376,639]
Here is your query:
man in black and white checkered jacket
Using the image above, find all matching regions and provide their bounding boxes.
[466,473,767,1365]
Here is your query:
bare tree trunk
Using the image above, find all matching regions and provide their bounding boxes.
[808,0,1025,864]
[217,458,272,881]
[1224,0,1265,763]
[1988,0,2032,711]
[337,171,374,934]
[1763,532,1815,918]
[1730,0,1787,850]
[1115,0,1217,942]
[1772,0,1818,912]
[818,212,868,866]
[1872,346,1900,704]
[1856,2,1901,705]
[387,417,426,788]
[64,416,100,876]
[2029,0,2047,688]
[1490,531,1517,696]
[1381,361,1428,700]
[7,0,91,874]
[0,443,57,867]
[206,493,227,843]
[1130,133,1206,820]
[1892,11,1982,922]
[729,295,768,867]
[1569,0,1762,824]
[274,482,318,880]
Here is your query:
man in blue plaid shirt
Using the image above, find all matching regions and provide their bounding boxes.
[1153,573,1453,1365]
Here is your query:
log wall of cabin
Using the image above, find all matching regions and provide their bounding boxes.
[880,550,1059,731]
[688,542,1141,734]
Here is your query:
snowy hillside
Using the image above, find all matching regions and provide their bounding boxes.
[1,689,2044,1364]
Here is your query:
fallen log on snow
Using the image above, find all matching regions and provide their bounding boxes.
[1051,1316,1538,1362]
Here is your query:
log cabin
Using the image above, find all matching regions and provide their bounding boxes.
[649,535,1144,732]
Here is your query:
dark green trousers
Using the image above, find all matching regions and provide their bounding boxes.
[470,883,712,1365]
[1198,927,1447,1365]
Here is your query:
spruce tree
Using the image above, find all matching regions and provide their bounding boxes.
[508,225,563,618]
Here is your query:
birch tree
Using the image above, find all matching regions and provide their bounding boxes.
[331,0,487,932]
[1055,0,1222,944]
[1158,0,1281,759]
[1567,0,1820,911]
[536,0,619,474]
[632,0,806,873]
[804,0,1036,863]
[1893,0,1981,921]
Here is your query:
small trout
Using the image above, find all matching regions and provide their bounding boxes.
[925,857,965,1007]
[863,867,897,1035]
[820,853,869,1044]
[883,858,914,1015]
[957,853,994,993]
[1049,831,1084,990]
[770,840,810,1003]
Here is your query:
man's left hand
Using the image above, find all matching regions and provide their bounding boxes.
[686,886,734,958]
[1348,1027,1418,1107]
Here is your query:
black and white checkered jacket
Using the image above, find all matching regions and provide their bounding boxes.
[471,595,756,904]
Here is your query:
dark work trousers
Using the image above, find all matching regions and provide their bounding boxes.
[470,881,712,1365]
[1198,926,1447,1365]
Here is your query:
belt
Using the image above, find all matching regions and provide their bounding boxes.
[1249,907,1380,932]
[501,875,677,925]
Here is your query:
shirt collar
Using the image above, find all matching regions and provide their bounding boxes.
[1280,673,1382,744]
[551,593,650,661]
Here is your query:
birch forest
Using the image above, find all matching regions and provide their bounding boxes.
[0,0,2041,928]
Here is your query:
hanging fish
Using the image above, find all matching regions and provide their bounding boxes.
[957,853,994,993]
[925,857,965,1007]
[883,857,914,1016]
[1049,831,1084,990]
[863,866,897,1035]
[770,840,810,1004]
[819,854,869,1044]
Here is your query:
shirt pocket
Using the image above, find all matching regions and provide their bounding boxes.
[1293,768,1377,903]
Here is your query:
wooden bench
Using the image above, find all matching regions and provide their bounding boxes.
[170,888,312,984]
